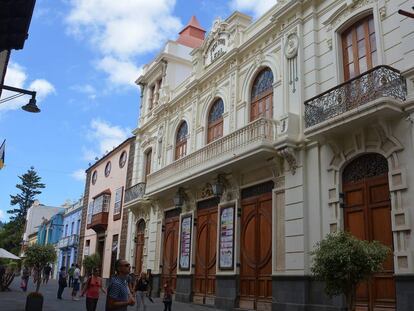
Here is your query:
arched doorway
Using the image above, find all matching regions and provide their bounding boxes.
[135,220,145,274]
[342,153,395,310]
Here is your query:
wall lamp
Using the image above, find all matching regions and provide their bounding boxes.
[1,84,40,113]
[173,187,187,208]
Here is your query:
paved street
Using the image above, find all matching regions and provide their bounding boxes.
[0,278,223,311]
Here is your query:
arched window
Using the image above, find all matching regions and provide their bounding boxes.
[144,148,152,181]
[175,121,188,160]
[250,68,274,121]
[342,15,377,80]
[207,98,224,143]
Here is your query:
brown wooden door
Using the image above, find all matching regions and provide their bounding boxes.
[162,215,179,290]
[240,192,272,309]
[135,221,145,274]
[194,205,218,299]
[207,119,223,143]
[344,174,395,311]
[342,15,377,81]
[250,91,273,122]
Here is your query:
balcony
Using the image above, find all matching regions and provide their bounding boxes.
[87,212,109,232]
[58,234,79,249]
[146,118,278,195]
[87,194,110,232]
[304,66,407,137]
[124,182,146,206]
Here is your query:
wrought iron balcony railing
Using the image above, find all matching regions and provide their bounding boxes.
[304,65,407,128]
[58,234,79,249]
[124,182,146,204]
[146,118,277,194]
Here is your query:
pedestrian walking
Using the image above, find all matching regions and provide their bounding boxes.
[43,264,52,284]
[32,267,38,284]
[72,264,81,300]
[162,283,173,311]
[57,266,67,299]
[106,259,135,311]
[20,266,30,292]
[146,269,154,303]
[81,268,106,311]
[127,268,136,295]
[135,272,148,311]
[68,263,75,287]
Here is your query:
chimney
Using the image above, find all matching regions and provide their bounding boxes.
[176,16,206,49]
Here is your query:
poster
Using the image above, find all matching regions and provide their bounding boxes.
[219,206,234,269]
[179,215,192,270]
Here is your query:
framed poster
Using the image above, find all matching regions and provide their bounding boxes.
[179,215,192,270]
[219,206,235,270]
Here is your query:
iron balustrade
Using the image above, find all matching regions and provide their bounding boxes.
[124,182,146,204]
[58,234,79,249]
[304,65,407,128]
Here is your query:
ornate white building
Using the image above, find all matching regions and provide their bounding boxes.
[124,1,414,310]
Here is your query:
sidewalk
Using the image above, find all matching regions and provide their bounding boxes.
[0,277,224,311]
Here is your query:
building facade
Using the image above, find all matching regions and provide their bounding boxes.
[78,137,135,279]
[37,211,64,279]
[21,201,64,257]
[57,198,83,271]
[124,1,414,310]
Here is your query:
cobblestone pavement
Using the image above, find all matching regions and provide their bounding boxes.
[0,278,224,311]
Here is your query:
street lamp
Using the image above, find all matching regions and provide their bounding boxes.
[0,84,40,113]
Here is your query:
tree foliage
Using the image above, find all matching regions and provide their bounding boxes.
[310,231,390,311]
[0,221,24,256]
[24,244,56,293]
[82,253,101,276]
[0,167,45,256]
[8,166,45,223]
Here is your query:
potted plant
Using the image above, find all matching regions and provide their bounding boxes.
[310,231,390,311]
[23,244,56,311]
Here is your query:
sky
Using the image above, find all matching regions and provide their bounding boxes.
[0,0,277,222]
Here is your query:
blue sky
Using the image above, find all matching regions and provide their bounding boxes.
[0,0,276,222]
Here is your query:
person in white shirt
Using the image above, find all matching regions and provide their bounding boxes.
[72,264,81,301]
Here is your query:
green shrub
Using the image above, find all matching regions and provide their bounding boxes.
[82,253,101,276]
[310,231,390,311]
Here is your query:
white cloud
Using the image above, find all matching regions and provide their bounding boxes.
[230,0,277,18]
[0,62,55,112]
[83,119,131,161]
[71,169,86,182]
[65,0,182,87]
[29,79,56,101]
[71,84,97,100]
[0,209,6,221]
[96,57,142,87]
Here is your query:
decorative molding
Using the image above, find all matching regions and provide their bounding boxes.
[278,147,297,175]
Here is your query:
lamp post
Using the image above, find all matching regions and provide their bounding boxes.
[0,84,40,113]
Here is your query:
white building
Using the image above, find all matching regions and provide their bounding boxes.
[21,200,64,257]
[124,1,414,310]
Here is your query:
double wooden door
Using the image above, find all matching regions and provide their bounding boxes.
[343,173,395,310]
[194,204,218,299]
[240,191,272,309]
[162,214,179,290]
[134,221,145,274]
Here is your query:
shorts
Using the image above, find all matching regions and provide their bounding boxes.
[73,279,80,291]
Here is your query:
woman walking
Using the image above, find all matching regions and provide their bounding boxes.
[162,283,173,311]
[81,268,106,311]
[57,266,67,299]
[135,272,149,311]
[21,266,30,292]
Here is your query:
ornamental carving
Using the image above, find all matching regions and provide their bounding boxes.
[278,147,297,175]
[203,18,231,67]
[342,153,388,183]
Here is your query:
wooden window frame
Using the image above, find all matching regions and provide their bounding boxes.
[250,69,274,122]
[342,15,376,81]
[144,149,152,181]
[175,122,188,160]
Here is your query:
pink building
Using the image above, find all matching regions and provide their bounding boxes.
[78,137,134,278]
